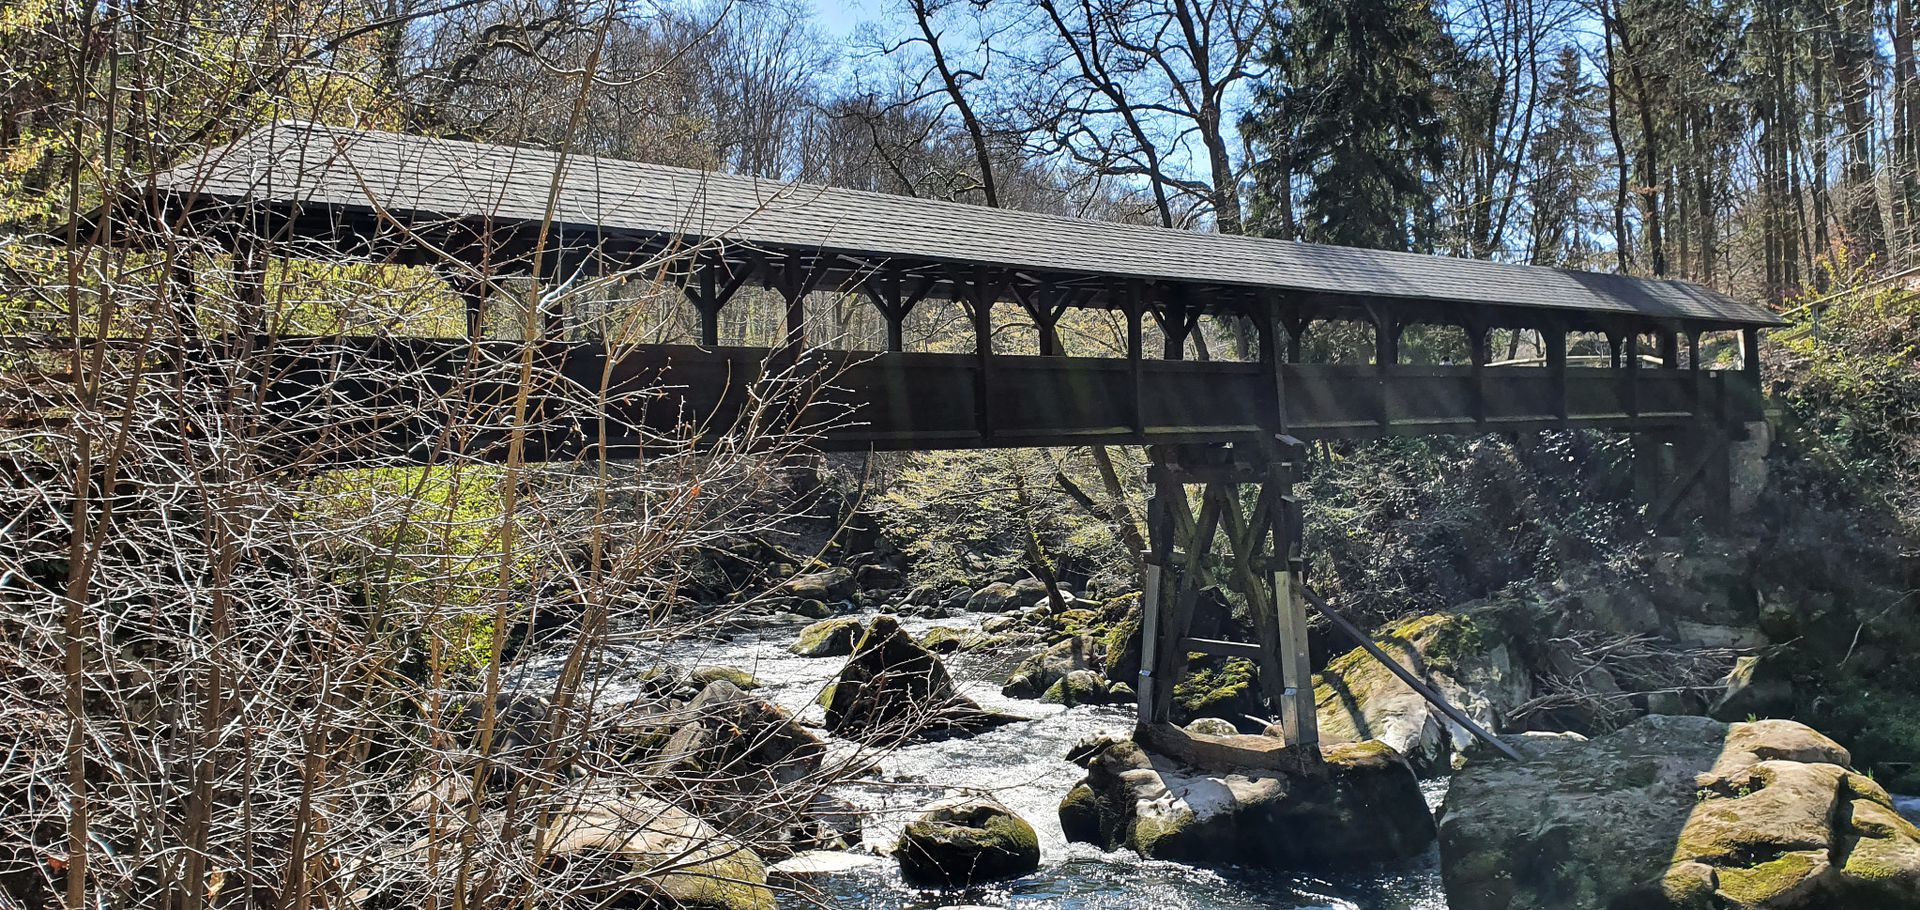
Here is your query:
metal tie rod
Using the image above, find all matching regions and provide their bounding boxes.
[1303,584,1525,762]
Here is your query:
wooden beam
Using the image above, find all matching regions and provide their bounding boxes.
[1126,280,1146,438]
[970,265,995,439]
[1546,324,1569,424]
[1625,331,1642,417]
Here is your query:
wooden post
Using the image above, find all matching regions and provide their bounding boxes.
[1160,288,1187,361]
[1658,330,1680,368]
[1373,311,1398,430]
[1467,319,1489,429]
[783,260,807,349]
[1259,301,1289,434]
[1126,281,1146,439]
[1740,327,1761,387]
[1624,331,1642,418]
[697,264,720,347]
[971,266,995,440]
[1546,325,1569,423]
[1270,460,1316,747]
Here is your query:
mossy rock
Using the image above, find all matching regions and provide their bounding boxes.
[893,796,1041,887]
[538,793,776,910]
[689,666,761,690]
[1057,782,1102,843]
[1040,670,1110,706]
[919,625,992,654]
[1099,593,1144,683]
[791,617,864,657]
[1172,656,1260,724]
[790,598,834,620]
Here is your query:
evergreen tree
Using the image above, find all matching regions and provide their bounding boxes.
[1526,48,1606,268]
[1242,0,1451,251]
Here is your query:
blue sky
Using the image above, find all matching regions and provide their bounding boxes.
[803,0,886,38]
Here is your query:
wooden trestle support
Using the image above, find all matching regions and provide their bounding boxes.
[1134,439,1320,767]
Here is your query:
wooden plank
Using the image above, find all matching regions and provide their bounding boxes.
[1178,636,1266,661]
[1135,722,1319,775]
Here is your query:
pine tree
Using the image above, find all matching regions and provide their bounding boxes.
[1526,48,1605,268]
[1242,0,1451,251]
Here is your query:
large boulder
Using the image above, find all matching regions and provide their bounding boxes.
[658,680,825,794]
[539,793,776,910]
[855,563,906,591]
[893,796,1041,887]
[964,581,1022,612]
[1058,734,1435,869]
[1002,635,1103,699]
[823,616,1019,744]
[780,567,856,603]
[918,625,993,654]
[1314,611,1530,774]
[1441,715,1920,910]
[790,616,864,657]
[1041,669,1117,706]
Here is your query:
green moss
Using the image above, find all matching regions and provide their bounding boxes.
[919,625,993,654]
[658,847,777,910]
[791,616,863,657]
[1713,851,1819,905]
[1172,656,1258,720]
[1323,739,1398,769]
[1058,782,1103,844]
[1129,808,1195,856]
[689,666,761,689]
[982,812,1041,855]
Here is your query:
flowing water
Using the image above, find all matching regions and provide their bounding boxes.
[541,611,1452,910]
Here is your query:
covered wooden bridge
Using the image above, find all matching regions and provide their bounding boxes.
[135,121,1779,457]
[126,121,1783,757]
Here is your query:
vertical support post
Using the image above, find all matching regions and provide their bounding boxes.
[1271,460,1317,748]
[1624,331,1642,418]
[971,266,995,440]
[232,233,268,342]
[1161,289,1187,361]
[458,280,487,340]
[1136,555,1165,727]
[1259,299,1289,434]
[1740,327,1761,388]
[1034,284,1062,356]
[1658,330,1680,368]
[1136,450,1179,726]
[1126,281,1146,439]
[783,259,807,350]
[1688,329,1705,417]
[1546,325,1569,423]
[1468,319,1490,429]
[1606,331,1623,368]
[1372,311,1398,430]
[697,264,720,347]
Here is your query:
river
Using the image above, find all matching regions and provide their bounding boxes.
[539,610,1452,910]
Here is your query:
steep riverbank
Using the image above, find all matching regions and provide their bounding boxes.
[533,612,1450,909]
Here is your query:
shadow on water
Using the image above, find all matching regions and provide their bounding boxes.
[799,846,1448,909]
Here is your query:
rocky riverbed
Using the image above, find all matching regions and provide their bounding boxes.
[511,544,1920,910]
[531,611,1452,909]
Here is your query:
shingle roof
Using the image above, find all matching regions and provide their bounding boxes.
[151,121,1784,329]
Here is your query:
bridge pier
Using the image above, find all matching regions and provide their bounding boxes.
[1135,439,1318,753]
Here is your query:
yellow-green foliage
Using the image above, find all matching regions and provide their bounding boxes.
[1774,254,1920,525]
[880,448,1136,590]
[303,465,516,665]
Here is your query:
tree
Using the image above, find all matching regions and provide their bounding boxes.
[1525,47,1606,267]
[1244,0,1451,251]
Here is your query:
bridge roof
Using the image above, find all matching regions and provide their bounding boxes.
[149,121,1783,330]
